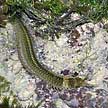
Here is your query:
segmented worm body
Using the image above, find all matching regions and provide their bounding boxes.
[12,18,87,90]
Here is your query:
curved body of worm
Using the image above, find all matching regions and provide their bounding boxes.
[12,18,87,90]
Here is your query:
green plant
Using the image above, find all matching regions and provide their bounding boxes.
[34,0,67,16]
[0,76,11,95]
[0,96,44,108]
[68,0,108,22]
[6,0,32,8]
[0,0,8,27]
[0,96,21,108]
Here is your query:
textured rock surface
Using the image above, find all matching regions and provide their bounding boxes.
[0,14,108,107]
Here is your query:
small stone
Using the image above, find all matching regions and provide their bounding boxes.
[61,69,70,75]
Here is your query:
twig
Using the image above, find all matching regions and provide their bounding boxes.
[24,9,46,24]
[56,8,76,24]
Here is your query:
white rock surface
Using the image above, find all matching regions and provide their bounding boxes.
[0,16,108,107]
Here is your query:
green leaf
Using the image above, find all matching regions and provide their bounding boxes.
[1,97,10,108]
[0,75,11,94]
[34,0,67,16]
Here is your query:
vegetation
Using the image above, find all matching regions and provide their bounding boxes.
[0,75,10,95]
[34,0,67,16]
[0,96,21,108]
[0,0,108,23]
[1,0,108,39]
[70,0,108,22]
[0,75,44,108]
[0,96,44,108]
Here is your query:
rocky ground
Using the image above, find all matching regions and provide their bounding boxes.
[0,13,108,107]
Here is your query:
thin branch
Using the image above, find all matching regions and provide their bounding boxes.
[56,8,76,24]
[23,9,46,24]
